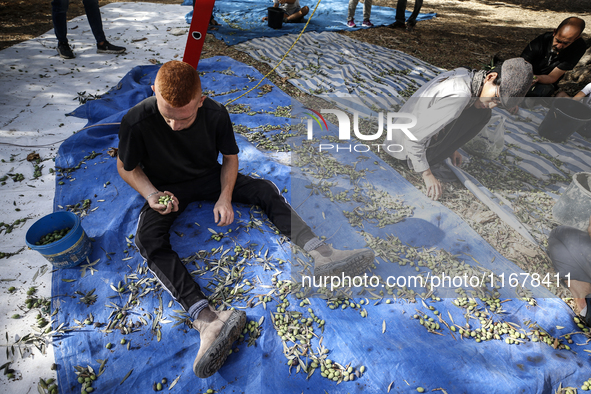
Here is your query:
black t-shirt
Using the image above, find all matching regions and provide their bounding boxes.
[118,96,239,187]
[521,31,587,76]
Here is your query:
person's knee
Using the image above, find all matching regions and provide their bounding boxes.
[548,226,570,245]
[301,6,309,16]
[526,83,555,98]
[135,226,149,251]
[548,227,567,256]
[136,230,172,261]
[250,179,283,205]
[136,217,171,251]
[547,225,586,272]
[258,179,280,196]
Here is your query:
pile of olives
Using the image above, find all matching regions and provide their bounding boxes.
[36,227,71,245]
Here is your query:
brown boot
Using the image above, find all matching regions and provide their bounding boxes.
[309,244,374,277]
[192,306,246,378]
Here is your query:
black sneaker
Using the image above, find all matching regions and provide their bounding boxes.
[57,42,75,59]
[97,41,126,54]
[389,21,406,29]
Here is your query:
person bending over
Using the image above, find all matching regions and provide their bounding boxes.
[117,60,374,378]
[385,58,533,201]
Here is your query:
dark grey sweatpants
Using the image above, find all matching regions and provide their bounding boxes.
[548,225,591,283]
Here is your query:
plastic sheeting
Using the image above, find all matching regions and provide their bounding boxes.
[236,32,443,114]
[236,32,591,187]
[53,56,591,393]
[236,31,591,244]
[183,0,436,45]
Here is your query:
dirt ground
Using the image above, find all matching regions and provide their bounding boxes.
[1,0,590,95]
[1,0,589,69]
[1,0,591,299]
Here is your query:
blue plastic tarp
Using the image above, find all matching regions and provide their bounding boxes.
[183,0,436,45]
[52,56,591,394]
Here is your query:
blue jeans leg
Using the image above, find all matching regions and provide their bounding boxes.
[82,0,106,43]
[51,0,69,43]
[51,0,107,44]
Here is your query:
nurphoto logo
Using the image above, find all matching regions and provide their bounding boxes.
[303,108,418,153]
[303,108,328,132]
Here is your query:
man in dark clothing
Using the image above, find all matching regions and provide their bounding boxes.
[521,17,587,97]
[117,60,374,379]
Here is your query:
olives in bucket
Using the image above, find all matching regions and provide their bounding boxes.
[36,227,71,245]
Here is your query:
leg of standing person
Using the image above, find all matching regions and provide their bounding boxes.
[361,0,373,26]
[82,0,107,44]
[406,0,423,31]
[81,0,126,53]
[51,0,76,58]
[51,0,69,44]
[51,0,125,55]
[393,0,407,27]
[425,105,492,166]
[347,0,359,26]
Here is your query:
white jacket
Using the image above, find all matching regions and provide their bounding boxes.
[385,68,475,173]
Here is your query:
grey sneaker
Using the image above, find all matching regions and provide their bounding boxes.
[57,42,75,59]
[97,40,126,54]
[310,244,374,277]
[192,306,246,378]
